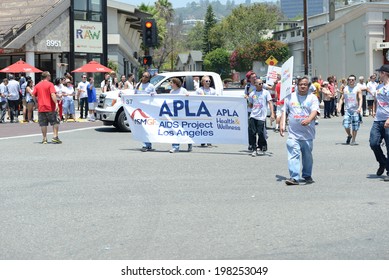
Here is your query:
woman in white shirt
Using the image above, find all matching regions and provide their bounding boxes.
[62,79,76,121]
[195,76,216,96]
[169,78,192,153]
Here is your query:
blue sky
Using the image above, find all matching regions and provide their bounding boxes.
[121,0,275,9]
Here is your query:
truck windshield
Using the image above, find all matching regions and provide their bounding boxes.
[150,75,166,86]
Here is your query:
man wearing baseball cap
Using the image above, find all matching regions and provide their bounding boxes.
[369,65,389,180]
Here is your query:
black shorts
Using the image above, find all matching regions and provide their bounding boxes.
[38,111,60,127]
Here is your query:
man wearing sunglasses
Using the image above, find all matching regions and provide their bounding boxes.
[337,75,362,145]
[248,79,275,157]
[77,74,89,119]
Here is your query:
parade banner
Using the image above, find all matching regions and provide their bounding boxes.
[280,56,294,100]
[123,94,248,144]
[266,65,281,85]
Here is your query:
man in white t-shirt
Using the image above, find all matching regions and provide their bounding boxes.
[77,74,89,119]
[366,75,377,116]
[280,76,320,185]
[248,78,275,157]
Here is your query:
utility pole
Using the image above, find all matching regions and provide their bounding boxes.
[303,0,309,75]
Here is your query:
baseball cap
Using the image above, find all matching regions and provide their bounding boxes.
[245,70,254,79]
[375,65,389,73]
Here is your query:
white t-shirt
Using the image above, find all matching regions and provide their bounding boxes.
[64,85,75,101]
[282,91,320,140]
[375,83,389,121]
[77,81,89,98]
[0,83,8,102]
[366,81,377,101]
[343,85,360,113]
[135,82,156,95]
[196,86,216,96]
[125,81,134,90]
[54,85,62,101]
[7,79,20,101]
[248,89,271,121]
[357,82,367,96]
[170,87,188,95]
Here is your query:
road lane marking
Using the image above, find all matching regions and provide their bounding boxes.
[0,125,104,141]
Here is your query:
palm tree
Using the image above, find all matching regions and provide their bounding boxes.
[155,0,174,23]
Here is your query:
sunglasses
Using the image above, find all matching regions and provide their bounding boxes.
[204,80,211,83]
[82,76,87,78]
[255,83,263,85]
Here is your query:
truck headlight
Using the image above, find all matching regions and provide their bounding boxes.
[104,98,117,107]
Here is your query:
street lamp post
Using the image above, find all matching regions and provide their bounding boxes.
[303,0,309,75]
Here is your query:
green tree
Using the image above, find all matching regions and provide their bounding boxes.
[203,48,231,78]
[155,0,174,23]
[202,5,217,55]
[139,1,179,71]
[209,3,281,50]
[183,21,204,50]
[230,40,289,72]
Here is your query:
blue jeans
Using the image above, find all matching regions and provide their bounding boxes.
[79,97,89,118]
[369,121,389,173]
[0,100,6,122]
[143,142,152,149]
[286,138,313,180]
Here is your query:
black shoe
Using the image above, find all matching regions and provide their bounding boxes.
[303,176,315,184]
[285,178,299,185]
[346,135,352,144]
[262,145,267,152]
[141,146,153,152]
[377,165,385,176]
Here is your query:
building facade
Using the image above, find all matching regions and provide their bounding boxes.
[0,0,149,83]
[310,2,389,80]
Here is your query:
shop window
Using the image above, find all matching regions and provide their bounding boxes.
[73,0,102,22]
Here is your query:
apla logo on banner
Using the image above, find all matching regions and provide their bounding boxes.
[123,95,248,144]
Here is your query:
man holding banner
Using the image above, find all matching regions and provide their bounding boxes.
[280,76,320,185]
[135,71,157,152]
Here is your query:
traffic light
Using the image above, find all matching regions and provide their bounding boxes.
[142,55,152,66]
[141,19,158,47]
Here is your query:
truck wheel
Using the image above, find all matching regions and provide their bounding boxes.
[116,110,131,132]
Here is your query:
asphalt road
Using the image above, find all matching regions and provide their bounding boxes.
[1,115,388,260]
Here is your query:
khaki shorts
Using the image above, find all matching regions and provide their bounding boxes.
[88,102,97,110]
[38,111,60,127]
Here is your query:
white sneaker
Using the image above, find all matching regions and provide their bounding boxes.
[350,141,357,146]
[257,149,265,156]
[251,150,257,157]
[169,148,179,153]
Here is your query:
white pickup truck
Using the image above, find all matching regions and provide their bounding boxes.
[96,71,245,132]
